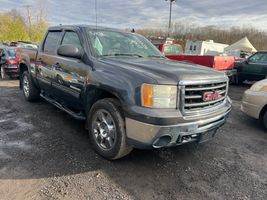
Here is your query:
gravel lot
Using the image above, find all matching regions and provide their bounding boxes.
[0,80,266,200]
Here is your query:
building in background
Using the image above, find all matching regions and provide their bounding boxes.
[185,40,228,56]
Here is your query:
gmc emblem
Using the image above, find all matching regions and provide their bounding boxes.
[203,91,222,102]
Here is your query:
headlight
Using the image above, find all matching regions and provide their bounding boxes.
[141,84,177,108]
[250,79,267,92]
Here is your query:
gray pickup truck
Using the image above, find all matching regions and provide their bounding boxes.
[17,25,232,159]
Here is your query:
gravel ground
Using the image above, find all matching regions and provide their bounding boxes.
[0,80,266,200]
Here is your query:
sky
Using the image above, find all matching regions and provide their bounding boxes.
[1,0,267,30]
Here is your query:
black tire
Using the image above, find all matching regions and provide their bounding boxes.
[236,78,244,85]
[1,66,7,79]
[22,71,40,101]
[228,75,235,85]
[87,98,133,160]
[261,110,267,130]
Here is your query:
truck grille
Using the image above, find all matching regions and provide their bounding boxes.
[181,80,228,114]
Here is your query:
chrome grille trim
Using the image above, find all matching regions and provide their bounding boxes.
[179,78,229,115]
[185,83,227,91]
[185,97,226,108]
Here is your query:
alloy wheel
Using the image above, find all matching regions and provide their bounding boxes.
[91,109,117,150]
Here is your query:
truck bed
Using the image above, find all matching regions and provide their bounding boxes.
[165,55,235,71]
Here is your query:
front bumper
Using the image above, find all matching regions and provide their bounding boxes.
[126,99,231,149]
[241,89,267,119]
[2,66,19,76]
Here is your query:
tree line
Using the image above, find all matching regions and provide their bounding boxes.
[136,22,267,50]
[0,4,48,44]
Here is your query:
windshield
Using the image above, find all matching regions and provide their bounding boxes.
[86,29,164,58]
[163,44,183,55]
[6,49,16,58]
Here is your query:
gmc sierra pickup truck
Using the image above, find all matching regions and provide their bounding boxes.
[18,25,232,160]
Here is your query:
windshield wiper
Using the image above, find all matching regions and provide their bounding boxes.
[102,53,143,58]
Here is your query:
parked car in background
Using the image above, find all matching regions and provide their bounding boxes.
[10,41,38,49]
[18,25,231,160]
[241,79,267,129]
[0,46,19,79]
[235,51,267,84]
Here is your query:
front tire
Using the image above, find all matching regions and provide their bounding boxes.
[261,110,267,130]
[88,98,133,160]
[1,66,7,79]
[22,71,40,101]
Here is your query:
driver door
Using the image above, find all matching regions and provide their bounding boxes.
[51,30,89,110]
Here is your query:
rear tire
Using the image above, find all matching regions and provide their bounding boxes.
[22,71,40,101]
[87,98,133,160]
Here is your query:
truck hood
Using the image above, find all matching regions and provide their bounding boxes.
[100,57,227,84]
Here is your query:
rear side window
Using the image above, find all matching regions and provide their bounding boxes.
[61,31,82,49]
[43,31,62,53]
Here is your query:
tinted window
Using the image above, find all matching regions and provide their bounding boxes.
[62,31,82,48]
[43,31,62,53]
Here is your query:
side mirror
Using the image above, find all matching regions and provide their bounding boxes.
[245,59,249,64]
[57,44,83,59]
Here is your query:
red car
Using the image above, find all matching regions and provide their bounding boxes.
[0,47,19,79]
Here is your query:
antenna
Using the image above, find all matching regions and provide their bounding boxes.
[95,0,98,30]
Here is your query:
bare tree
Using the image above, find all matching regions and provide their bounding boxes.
[137,22,267,50]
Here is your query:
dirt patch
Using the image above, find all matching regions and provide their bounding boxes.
[0,81,266,200]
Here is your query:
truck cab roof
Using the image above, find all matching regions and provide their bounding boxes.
[48,24,125,33]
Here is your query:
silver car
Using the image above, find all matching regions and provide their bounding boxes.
[241,79,267,128]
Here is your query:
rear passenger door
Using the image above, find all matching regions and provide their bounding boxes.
[36,30,63,92]
[51,30,88,109]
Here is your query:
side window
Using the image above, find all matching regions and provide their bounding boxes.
[61,31,82,49]
[249,53,264,63]
[43,31,62,53]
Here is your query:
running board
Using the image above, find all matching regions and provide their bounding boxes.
[40,93,86,120]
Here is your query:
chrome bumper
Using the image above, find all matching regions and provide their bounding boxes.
[126,106,231,149]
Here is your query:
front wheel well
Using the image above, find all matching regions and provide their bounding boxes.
[85,88,123,114]
[259,104,267,121]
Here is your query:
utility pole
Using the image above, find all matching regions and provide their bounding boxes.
[165,0,176,37]
[23,5,32,36]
